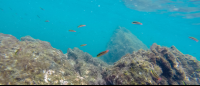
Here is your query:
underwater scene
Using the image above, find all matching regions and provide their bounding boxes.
[0,0,200,85]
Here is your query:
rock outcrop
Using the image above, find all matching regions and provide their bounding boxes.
[66,47,109,85]
[0,33,109,85]
[101,26,148,64]
[20,36,39,42]
[0,33,88,85]
[0,33,200,85]
[101,43,200,85]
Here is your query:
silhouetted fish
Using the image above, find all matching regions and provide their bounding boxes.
[69,30,76,32]
[45,20,49,22]
[9,7,12,10]
[40,7,44,10]
[132,21,142,25]
[37,15,40,18]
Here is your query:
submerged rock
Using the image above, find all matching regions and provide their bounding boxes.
[67,47,108,67]
[101,26,148,64]
[0,33,200,85]
[66,47,109,85]
[0,33,109,85]
[102,43,200,85]
[20,35,39,42]
[0,33,84,85]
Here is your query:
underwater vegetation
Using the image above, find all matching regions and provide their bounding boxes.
[0,32,200,85]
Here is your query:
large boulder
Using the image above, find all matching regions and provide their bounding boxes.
[101,26,148,64]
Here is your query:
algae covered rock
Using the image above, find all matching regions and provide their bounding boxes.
[101,26,148,64]
[67,47,108,67]
[149,43,200,85]
[101,50,155,85]
[1,33,200,85]
[102,43,200,85]
[66,47,109,85]
[20,35,38,42]
[0,33,84,85]
[0,33,109,85]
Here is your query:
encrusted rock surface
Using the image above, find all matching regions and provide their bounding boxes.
[101,26,148,64]
[20,36,39,42]
[66,47,109,85]
[101,43,200,85]
[0,33,86,85]
[0,33,200,85]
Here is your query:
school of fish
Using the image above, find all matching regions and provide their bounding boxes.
[5,7,198,66]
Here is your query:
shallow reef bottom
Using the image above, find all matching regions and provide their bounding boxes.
[0,33,200,85]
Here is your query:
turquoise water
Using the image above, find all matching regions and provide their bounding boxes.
[0,0,200,60]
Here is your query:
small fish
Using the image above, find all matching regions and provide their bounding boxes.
[151,70,162,83]
[9,7,12,10]
[151,70,159,78]
[24,13,28,16]
[80,44,87,47]
[15,47,22,55]
[45,20,49,22]
[40,7,44,10]
[69,30,76,32]
[37,15,40,18]
[78,25,86,28]
[97,50,109,57]
[132,21,143,25]
[0,8,3,11]
[189,36,199,42]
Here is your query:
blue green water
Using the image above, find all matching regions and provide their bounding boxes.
[0,0,200,60]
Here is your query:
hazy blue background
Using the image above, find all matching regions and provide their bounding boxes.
[0,0,200,60]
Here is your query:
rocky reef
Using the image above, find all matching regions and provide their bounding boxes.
[101,43,200,85]
[66,47,109,85]
[0,33,107,85]
[0,33,200,85]
[101,26,148,64]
